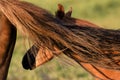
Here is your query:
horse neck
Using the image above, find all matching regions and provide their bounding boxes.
[0,14,17,80]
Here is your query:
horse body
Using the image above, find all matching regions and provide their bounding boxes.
[1,0,120,80]
[21,2,120,80]
[55,5,120,80]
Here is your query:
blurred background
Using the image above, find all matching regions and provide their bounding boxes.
[8,0,120,80]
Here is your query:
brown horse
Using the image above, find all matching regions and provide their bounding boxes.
[1,0,120,80]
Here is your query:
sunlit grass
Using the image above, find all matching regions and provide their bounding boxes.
[8,0,120,80]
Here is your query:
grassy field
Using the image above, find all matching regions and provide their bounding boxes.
[8,0,120,80]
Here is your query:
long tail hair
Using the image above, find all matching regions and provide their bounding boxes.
[1,0,120,71]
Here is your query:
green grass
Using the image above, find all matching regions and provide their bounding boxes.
[8,0,120,80]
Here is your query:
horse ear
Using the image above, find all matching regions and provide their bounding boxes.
[55,4,65,19]
[65,7,72,18]
[22,45,54,70]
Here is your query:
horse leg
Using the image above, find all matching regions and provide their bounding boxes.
[0,14,17,80]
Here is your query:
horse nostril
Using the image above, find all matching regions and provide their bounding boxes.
[22,53,35,70]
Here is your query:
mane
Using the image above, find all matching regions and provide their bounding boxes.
[0,0,97,54]
[1,0,120,70]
